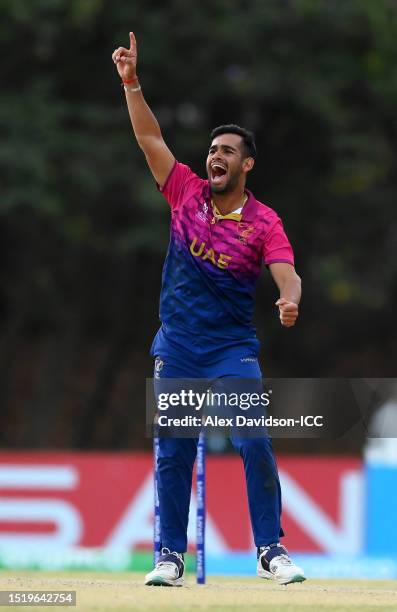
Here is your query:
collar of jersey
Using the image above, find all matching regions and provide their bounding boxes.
[212,201,242,222]
[205,186,257,223]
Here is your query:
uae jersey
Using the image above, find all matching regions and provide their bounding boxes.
[151,161,294,360]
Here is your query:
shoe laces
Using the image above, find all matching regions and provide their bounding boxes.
[271,553,292,567]
[160,547,184,562]
[156,547,184,570]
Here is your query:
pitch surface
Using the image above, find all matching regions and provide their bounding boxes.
[0,572,396,610]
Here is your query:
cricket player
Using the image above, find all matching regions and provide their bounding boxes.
[113,32,305,586]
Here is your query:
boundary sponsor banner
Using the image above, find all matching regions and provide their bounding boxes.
[0,453,362,554]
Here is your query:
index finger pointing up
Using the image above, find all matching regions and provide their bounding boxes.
[129,31,136,50]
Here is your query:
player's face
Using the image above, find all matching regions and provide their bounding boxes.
[206,134,247,194]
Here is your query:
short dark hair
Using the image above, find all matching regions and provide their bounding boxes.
[210,124,257,159]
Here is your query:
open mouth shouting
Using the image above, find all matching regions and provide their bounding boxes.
[210,162,228,188]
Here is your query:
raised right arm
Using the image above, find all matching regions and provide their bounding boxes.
[112,32,175,188]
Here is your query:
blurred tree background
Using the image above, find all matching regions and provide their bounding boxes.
[0,0,396,450]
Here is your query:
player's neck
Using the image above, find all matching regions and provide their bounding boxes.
[211,188,247,216]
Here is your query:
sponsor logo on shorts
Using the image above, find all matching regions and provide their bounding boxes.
[240,357,257,363]
[154,357,164,378]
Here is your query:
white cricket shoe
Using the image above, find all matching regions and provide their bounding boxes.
[257,544,306,585]
[145,548,185,587]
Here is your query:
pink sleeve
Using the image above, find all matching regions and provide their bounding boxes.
[263,217,295,266]
[158,161,202,211]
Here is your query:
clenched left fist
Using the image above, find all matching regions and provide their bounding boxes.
[275,298,299,327]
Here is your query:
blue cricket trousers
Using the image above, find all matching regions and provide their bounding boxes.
[154,351,284,553]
